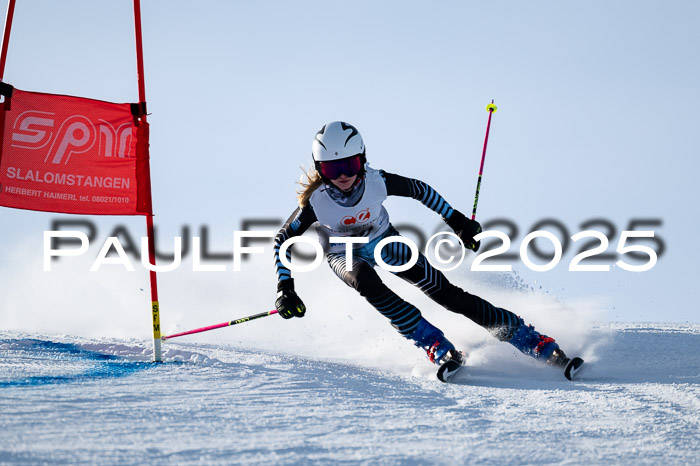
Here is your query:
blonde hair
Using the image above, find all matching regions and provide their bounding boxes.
[297,166,323,207]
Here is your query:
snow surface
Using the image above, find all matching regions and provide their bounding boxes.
[1,322,699,465]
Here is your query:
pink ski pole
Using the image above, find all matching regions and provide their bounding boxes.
[162,309,279,341]
[471,100,498,220]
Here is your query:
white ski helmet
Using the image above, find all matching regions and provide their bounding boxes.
[312,121,366,162]
[312,121,367,181]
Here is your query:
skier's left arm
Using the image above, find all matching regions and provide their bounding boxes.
[381,170,482,251]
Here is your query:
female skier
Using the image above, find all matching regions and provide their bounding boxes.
[273,121,581,382]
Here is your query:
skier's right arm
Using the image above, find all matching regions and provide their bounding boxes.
[273,205,317,319]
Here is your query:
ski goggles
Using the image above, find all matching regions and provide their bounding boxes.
[317,155,363,180]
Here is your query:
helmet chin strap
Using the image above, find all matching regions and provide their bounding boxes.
[347,172,364,190]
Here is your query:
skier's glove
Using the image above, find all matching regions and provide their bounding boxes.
[275,279,306,319]
[445,210,482,252]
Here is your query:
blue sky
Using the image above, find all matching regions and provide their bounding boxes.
[1,0,698,330]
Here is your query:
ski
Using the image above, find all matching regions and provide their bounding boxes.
[564,357,584,381]
[435,351,583,383]
[437,359,465,383]
[548,349,584,381]
[436,350,466,383]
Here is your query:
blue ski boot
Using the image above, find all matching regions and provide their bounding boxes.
[509,317,563,364]
[406,317,456,365]
[506,317,584,380]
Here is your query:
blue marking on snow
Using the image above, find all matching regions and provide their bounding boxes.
[0,339,152,388]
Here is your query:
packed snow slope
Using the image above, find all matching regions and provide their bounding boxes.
[1,322,699,465]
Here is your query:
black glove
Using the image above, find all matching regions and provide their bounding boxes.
[275,279,306,319]
[445,210,482,252]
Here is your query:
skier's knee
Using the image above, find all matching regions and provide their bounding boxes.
[346,263,384,297]
[431,284,466,307]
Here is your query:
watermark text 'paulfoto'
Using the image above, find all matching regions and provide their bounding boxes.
[43,229,658,274]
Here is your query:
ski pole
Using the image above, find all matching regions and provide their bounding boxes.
[471,100,497,220]
[161,309,279,341]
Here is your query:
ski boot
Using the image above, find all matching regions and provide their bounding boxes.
[406,318,466,382]
[508,317,583,380]
[406,317,456,364]
[508,317,561,362]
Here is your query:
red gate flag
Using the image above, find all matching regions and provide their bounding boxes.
[0,84,152,215]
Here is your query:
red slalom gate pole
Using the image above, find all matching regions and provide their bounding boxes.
[471,100,498,220]
[0,0,16,80]
[162,310,280,341]
[132,0,162,362]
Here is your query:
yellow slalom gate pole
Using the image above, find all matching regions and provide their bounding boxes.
[152,301,161,360]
